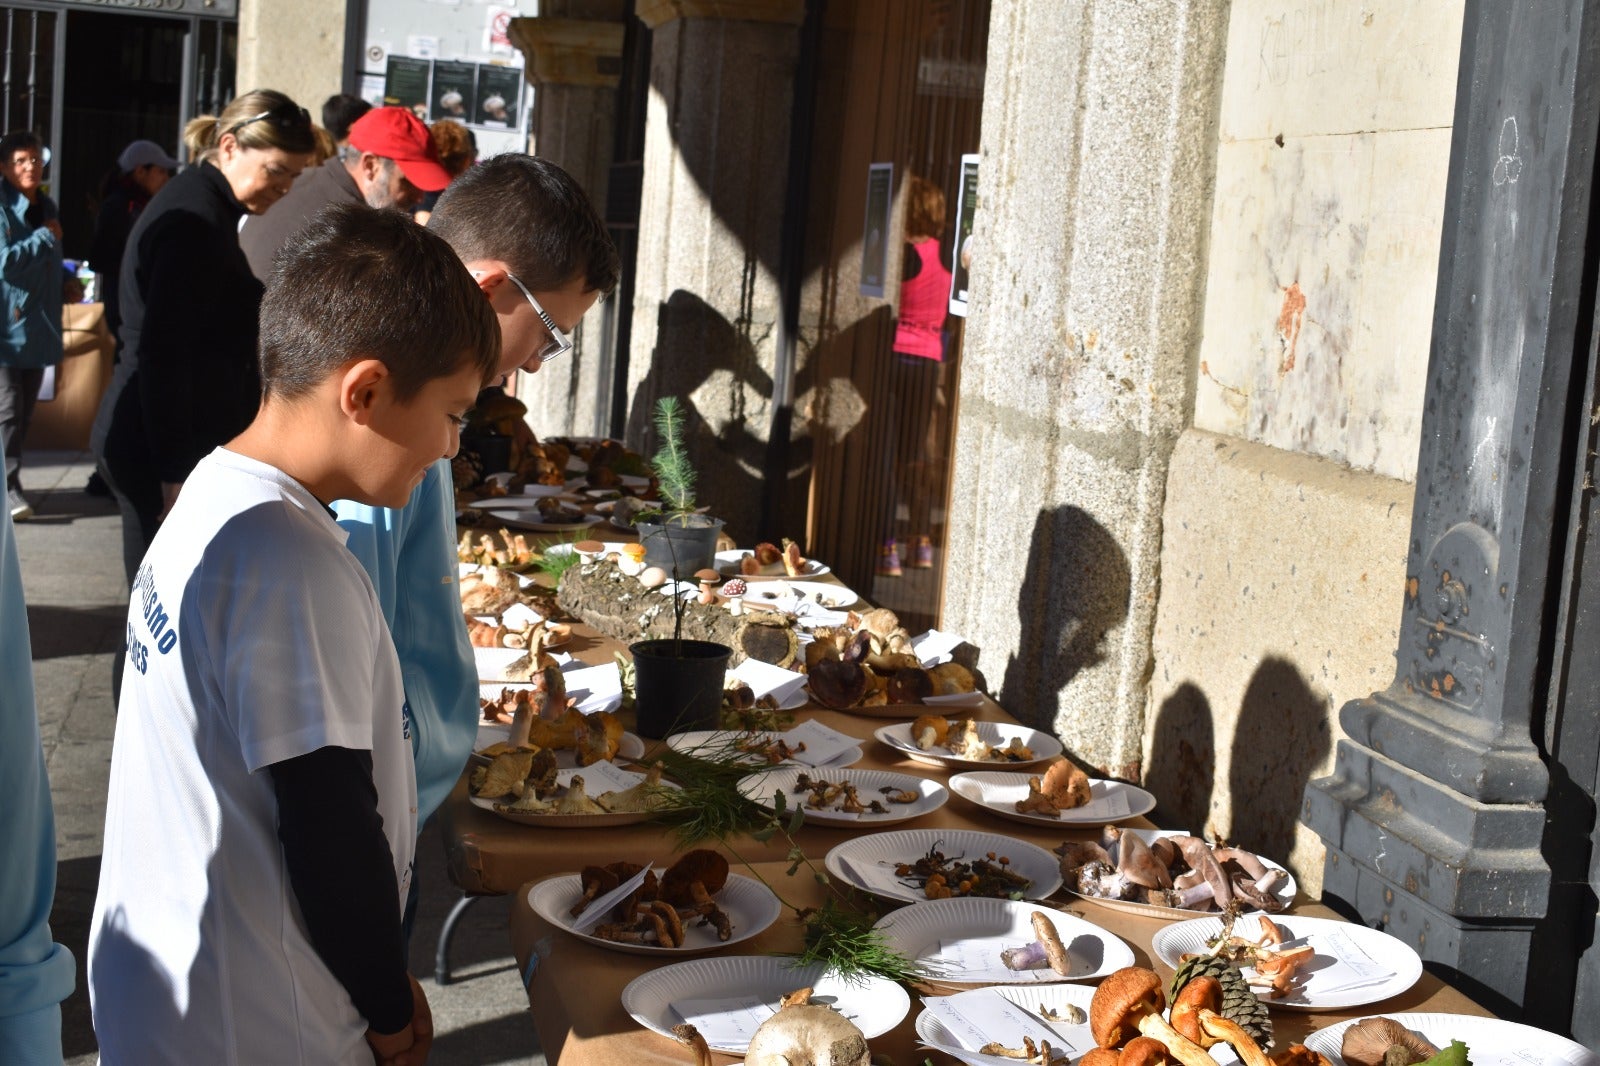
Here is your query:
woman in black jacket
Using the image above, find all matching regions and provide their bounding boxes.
[93,89,316,584]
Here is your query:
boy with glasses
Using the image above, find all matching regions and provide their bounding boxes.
[333,155,617,866]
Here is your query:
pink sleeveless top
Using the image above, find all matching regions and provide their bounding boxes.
[894,238,951,361]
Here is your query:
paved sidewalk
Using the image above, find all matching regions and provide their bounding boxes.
[17,451,544,1065]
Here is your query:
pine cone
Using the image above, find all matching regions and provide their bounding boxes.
[1170,954,1274,1049]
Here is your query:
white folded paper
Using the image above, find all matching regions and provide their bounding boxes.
[912,628,967,667]
[670,994,777,1048]
[731,658,809,707]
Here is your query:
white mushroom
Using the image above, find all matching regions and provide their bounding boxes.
[743,988,871,1066]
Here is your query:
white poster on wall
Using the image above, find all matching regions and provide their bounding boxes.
[484,5,516,55]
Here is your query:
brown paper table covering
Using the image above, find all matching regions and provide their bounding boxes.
[508,858,1491,1065]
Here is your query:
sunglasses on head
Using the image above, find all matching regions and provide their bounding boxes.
[224,101,312,140]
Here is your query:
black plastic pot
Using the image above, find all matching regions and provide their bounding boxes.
[629,639,732,739]
[633,515,725,579]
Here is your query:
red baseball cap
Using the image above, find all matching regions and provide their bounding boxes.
[348,107,452,192]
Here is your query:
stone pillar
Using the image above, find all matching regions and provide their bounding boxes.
[235,0,343,115]
[621,0,805,545]
[941,0,1229,776]
[507,5,627,438]
[1303,0,1600,1014]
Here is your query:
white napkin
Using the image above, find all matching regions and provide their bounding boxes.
[912,629,967,667]
[561,661,623,714]
[777,720,860,768]
[731,659,809,707]
[568,864,654,934]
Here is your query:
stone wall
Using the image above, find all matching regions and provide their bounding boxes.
[236,0,345,117]
[943,0,1229,777]
[1146,0,1464,893]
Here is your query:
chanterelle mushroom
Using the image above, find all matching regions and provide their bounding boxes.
[743,987,871,1066]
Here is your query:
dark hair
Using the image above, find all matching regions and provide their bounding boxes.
[185,89,316,162]
[0,130,43,159]
[260,203,501,402]
[428,154,618,295]
[322,93,372,142]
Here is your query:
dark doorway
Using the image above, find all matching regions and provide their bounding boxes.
[58,9,186,262]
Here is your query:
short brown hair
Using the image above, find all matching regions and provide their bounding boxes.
[260,203,500,402]
[429,120,477,177]
[427,154,618,295]
[906,175,946,240]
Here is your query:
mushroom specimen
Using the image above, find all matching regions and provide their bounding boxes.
[1040,759,1092,808]
[659,849,733,940]
[808,658,870,710]
[1338,1017,1441,1066]
[999,909,1074,975]
[694,568,723,605]
[1088,966,1219,1066]
[741,987,872,1066]
[1269,1046,1334,1066]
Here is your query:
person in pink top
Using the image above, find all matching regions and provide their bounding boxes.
[879,175,952,576]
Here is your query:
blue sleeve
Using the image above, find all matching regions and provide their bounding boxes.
[0,511,75,1064]
[336,460,478,824]
[0,209,58,290]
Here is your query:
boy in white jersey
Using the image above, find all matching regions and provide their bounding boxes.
[88,203,499,1066]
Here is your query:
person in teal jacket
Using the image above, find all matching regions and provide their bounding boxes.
[0,508,75,1062]
[333,154,617,837]
[0,130,63,522]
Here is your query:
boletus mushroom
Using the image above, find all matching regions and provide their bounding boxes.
[808,658,869,710]
[1088,966,1217,1066]
[1339,1017,1441,1066]
[742,987,871,1066]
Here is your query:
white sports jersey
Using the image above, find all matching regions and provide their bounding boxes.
[89,448,417,1065]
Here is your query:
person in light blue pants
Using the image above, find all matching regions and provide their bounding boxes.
[0,507,74,1063]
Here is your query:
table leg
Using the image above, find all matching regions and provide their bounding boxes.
[434,891,489,986]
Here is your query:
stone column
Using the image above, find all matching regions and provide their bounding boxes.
[1303,0,1600,1014]
[941,0,1229,776]
[235,0,343,115]
[507,5,627,438]
[621,0,805,545]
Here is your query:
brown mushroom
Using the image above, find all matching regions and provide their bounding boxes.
[1171,836,1232,911]
[1168,975,1223,1044]
[998,909,1073,975]
[1339,1017,1440,1066]
[753,541,783,566]
[1193,1008,1272,1066]
[886,667,934,704]
[808,658,869,709]
[570,865,620,917]
[659,849,729,905]
[694,568,723,605]
[1015,777,1060,816]
[911,714,950,750]
[1040,759,1092,808]
[646,899,684,947]
[1113,828,1172,891]
[1119,1037,1179,1066]
[1080,1050,1124,1066]
[1087,967,1216,1066]
[1270,1046,1333,1066]
[673,1023,714,1066]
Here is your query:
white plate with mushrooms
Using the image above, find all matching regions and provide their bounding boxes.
[664,728,863,770]
[823,828,1063,904]
[528,871,781,956]
[873,897,1135,985]
[1304,1013,1600,1065]
[737,767,948,827]
[739,578,858,611]
[948,771,1157,827]
[1058,829,1297,920]
[874,720,1063,770]
[621,956,912,1055]
[913,983,1101,1065]
[715,548,832,579]
[1151,913,1423,1011]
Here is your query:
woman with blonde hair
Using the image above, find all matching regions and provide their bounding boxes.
[93,89,316,590]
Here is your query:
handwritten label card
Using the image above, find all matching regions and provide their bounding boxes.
[840,855,919,900]
[1074,783,1133,820]
[557,760,643,793]
[780,720,860,768]
[925,936,1057,983]
[1301,928,1396,994]
[671,994,776,1048]
[921,989,1087,1054]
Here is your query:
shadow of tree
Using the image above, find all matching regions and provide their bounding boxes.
[1229,657,1332,863]
[1145,682,1215,833]
[998,506,1131,768]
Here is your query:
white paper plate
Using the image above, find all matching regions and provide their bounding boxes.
[874,897,1133,985]
[1305,1013,1600,1065]
[715,548,831,579]
[914,984,1101,1065]
[738,767,948,827]
[874,722,1064,770]
[469,761,684,827]
[740,578,857,611]
[665,730,863,771]
[824,828,1062,904]
[528,872,781,956]
[1059,829,1298,920]
[948,771,1156,827]
[1151,913,1422,1011]
[474,646,531,682]
[621,956,910,1055]
[488,510,603,533]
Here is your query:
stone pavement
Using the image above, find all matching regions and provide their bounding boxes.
[17,451,545,1065]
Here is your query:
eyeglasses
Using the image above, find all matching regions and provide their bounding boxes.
[224,101,312,141]
[505,272,574,364]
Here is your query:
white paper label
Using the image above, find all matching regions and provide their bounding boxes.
[671,995,776,1048]
[567,864,653,934]
[926,936,1058,984]
[921,989,1087,1054]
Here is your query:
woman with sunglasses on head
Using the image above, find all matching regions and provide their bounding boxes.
[92,89,316,591]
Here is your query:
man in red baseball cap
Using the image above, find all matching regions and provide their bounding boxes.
[240,106,452,281]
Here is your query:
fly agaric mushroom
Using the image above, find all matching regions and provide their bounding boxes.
[741,987,871,1066]
[999,909,1074,975]
[1338,1017,1440,1066]
[1088,967,1217,1066]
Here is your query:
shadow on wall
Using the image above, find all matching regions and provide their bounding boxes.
[1145,682,1216,835]
[626,290,786,546]
[998,506,1131,771]
[1229,657,1332,865]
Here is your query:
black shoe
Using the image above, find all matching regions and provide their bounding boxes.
[85,470,112,498]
